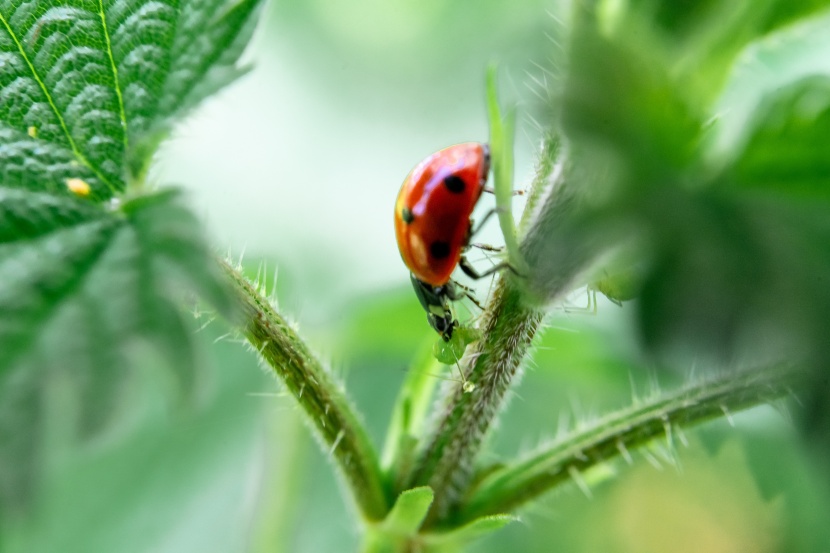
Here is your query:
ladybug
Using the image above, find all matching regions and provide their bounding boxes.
[395,142,502,341]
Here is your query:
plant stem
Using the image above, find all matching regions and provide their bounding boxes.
[220,259,388,520]
[407,277,544,522]
[457,362,807,522]
[404,133,568,524]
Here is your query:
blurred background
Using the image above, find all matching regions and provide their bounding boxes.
[6,1,829,552]
[157,0,553,316]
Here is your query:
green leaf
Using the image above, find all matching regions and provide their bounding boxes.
[0,0,262,515]
[383,487,434,535]
[533,3,830,362]
[0,0,263,195]
[423,514,516,549]
[729,76,830,198]
[485,66,527,276]
[562,11,703,182]
[3,330,273,553]
[362,487,434,553]
[0,189,233,512]
[381,338,443,478]
[631,186,830,359]
[632,77,830,357]
[362,488,514,553]
[591,1,830,113]
[672,1,830,101]
[707,8,830,165]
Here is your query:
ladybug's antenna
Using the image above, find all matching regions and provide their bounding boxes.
[470,242,504,253]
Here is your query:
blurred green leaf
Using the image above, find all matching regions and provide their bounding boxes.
[536,2,830,364]
[653,0,830,106]
[0,0,263,516]
[425,513,516,551]
[632,186,830,361]
[0,190,233,512]
[3,331,272,553]
[382,338,442,482]
[730,76,830,198]
[707,8,830,165]
[563,7,703,180]
[363,488,514,552]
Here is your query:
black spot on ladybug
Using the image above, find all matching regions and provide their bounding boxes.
[430,241,451,259]
[443,174,465,194]
[401,207,414,224]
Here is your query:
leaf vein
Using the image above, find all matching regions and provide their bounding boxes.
[0,218,120,370]
[96,0,128,157]
[0,10,118,196]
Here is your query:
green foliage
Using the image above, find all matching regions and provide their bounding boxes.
[3,0,830,552]
[533,1,830,367]
[364,487,516,553]
[523,0,830,490]
[0,0,260,194]
[731,76,830,197]
[0,0,262,515]
[2,326,274,553]
[363,487,434,552]
[485,66,526,277]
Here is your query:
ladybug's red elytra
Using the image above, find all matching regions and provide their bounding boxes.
[395,142,490,287]
[394,142,498,341]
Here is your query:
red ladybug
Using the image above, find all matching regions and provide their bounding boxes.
[394,143,494,341]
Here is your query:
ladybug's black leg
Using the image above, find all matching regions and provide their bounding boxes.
[468,208,498,239]
[459,255,521,281]
[463,291,485,311]
[447,280,485,310]
[470,242,503,252]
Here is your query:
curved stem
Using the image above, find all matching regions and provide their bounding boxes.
[457,362,807,522]
[221,259,388,520]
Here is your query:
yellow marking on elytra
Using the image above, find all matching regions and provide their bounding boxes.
[27,126,37,138]
[65,177,91,197]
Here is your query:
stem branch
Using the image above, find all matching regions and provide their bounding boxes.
[221,259,388,520]
[458,362,807,522]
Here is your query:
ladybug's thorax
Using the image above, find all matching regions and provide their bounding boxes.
[394,143,489,286]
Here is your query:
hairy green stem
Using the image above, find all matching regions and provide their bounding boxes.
[458,362,807,522]
[405,134,569,524]
[221,259,388,520]
[407,278,544,522]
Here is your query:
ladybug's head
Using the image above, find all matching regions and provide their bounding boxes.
[428,312,457,342]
